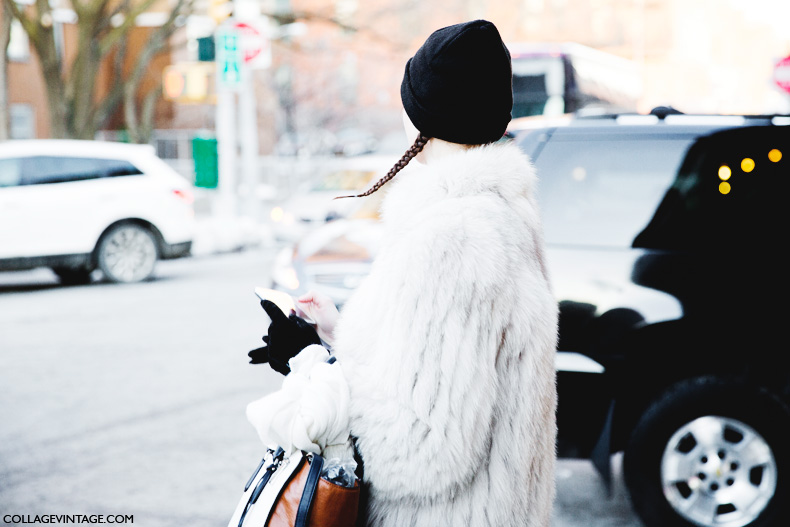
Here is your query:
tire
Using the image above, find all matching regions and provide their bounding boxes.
[623,376,789,527]
[52,267,93,285]
[96,223,158,283]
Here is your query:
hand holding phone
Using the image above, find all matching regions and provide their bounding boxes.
[249,287,321,374]
[254,287,315,324]
[294,290,339,346]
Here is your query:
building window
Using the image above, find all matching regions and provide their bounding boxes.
[8,20,30,62]
[10,104,35,139]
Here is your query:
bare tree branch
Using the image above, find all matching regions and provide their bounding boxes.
[96,0,136,35]
[0,0,12,140]
[271,9,411,54]
[5,0,69,136]
[33,0,49,21]
[119,0,192,141]
[138,81,160,141]
[93,11,129,131]
[70,0,109,22]
[97,0,158,56]
[1,0,35,38]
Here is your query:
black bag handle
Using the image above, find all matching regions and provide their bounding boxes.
[295,453,325,527]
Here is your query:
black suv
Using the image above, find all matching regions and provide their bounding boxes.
[273,110,790,527]
[515,110,789,527]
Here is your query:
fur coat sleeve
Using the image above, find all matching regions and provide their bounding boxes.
[331,142,559,518]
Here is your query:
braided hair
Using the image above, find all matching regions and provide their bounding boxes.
[335,134,430,199]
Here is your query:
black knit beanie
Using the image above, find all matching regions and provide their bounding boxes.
[401,20,513,145]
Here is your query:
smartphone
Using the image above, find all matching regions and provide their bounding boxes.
[254,287,315,324]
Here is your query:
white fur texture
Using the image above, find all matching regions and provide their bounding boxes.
[333,142,559,527]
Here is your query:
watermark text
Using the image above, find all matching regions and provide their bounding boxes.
[3,515,133,524]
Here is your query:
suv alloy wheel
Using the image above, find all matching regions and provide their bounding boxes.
[623,377,789,527]
[96,223,158,283]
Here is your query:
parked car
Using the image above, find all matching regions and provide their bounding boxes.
[270,188,385,302]
[0,140,195,284]
[270,154,393,242]
[270,110,790,527]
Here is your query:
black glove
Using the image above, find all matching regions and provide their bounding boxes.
[248,300,322,375]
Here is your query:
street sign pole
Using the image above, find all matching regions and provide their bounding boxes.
[215,89,236,218]
[233,19,269,219]
[215,25,242,218]
[214,17,271,219]
[239,70,259,218]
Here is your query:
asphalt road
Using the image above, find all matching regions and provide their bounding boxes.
[0,248,643,527]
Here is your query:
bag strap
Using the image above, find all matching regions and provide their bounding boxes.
[244,457,268,492]
[244,446,283,492]
[237,448,285,527]
[294,453,324,527]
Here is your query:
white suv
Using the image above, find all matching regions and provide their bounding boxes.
[0,140,195,284]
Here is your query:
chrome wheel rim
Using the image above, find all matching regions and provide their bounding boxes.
[661,416,777,527]
[102,227,156,282]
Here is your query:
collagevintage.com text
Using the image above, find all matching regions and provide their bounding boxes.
[3,515,133,524]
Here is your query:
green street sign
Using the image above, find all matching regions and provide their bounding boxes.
[216,28,242,89]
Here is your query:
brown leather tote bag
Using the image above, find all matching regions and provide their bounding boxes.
[229,448,360,527]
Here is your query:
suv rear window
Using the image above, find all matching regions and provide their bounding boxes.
[532,137,693,248]
[634,126,789,251]
[17,156,143,186]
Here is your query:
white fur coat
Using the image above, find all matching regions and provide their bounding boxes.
[331,141,559,527]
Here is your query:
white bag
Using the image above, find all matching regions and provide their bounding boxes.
[227,447,305,527]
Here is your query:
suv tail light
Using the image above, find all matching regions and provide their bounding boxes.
[172,189,194,204]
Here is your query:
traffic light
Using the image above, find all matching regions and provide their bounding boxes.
[198,36,215,62]
[163,66,186,100]
[163,63,216,103]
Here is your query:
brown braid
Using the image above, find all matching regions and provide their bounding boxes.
[334,134,430,199]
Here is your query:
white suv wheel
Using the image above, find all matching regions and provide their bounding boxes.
[97,224,158,283]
